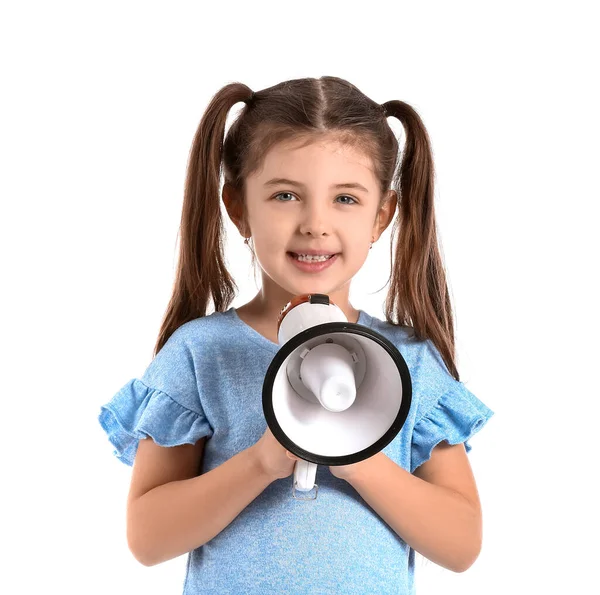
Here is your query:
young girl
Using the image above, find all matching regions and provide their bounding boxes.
[98,76,494,594]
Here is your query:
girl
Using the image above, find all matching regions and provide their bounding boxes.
[98,76,494,594]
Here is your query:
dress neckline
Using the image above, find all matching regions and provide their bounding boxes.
[227,306,371,351]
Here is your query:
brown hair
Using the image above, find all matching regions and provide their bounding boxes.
[153,76,461,380]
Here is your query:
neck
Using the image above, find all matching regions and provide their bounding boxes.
[246,290,360,324]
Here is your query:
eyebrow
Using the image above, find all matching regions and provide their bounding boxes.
[263,177,369,193]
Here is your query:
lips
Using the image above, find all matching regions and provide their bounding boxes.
[287,251,338,257]
[288,252,335,262]
[287,252,339,272]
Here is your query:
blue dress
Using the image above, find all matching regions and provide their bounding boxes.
[98,307,494,594]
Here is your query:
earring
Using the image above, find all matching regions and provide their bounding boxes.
[244,236,251,245]
[370,238,374,250]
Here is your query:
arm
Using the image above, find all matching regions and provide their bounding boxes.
[127,437,273,567]
[343,441,482,573]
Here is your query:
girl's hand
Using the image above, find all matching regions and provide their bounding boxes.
[277,450,360,483]
[286,454,367,483]
[329,461,363,482]
[252,426,298,481]
[252,427,369,483]
[331,453,383,482]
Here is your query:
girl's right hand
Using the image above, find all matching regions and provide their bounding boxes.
[252,426,299,481]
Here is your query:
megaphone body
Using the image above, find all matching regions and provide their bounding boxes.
[262,294,412,500]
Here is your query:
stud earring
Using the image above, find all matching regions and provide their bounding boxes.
[244,237,251,245]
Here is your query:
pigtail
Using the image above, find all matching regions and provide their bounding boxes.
[153,83,253,357]
[382,100,458,380]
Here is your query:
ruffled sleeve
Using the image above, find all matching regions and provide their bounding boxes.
[98,324,214,467]
[410,339,494,474]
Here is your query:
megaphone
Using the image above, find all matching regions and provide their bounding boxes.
[262,293,412,500]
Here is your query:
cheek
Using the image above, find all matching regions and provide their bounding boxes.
[254,217,289,246]
[254,228,285,256]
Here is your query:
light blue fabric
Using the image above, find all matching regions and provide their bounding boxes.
[98,307,494,594]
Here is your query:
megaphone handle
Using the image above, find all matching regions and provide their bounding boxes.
[293,460,318,497]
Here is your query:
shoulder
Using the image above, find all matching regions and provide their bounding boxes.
[142,310,234,387]
[360,310,468,414]
[172,309,233,341]
[360,309,417,347]
[163,309,238,354]
[359,310,433,376]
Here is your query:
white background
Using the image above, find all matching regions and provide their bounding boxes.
[2,1,598,593]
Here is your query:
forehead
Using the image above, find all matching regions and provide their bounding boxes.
[249,136,376,184]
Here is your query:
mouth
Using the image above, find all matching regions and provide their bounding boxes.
[287,252,339,272]
[287,252,337,261]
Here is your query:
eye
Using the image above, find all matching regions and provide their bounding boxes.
[273,192,357,205]
[274,192,297,202]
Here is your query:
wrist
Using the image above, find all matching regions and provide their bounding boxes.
[247,444,277,484]
[345,452,387,486]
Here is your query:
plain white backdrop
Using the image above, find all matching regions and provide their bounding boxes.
[1,1,598,593]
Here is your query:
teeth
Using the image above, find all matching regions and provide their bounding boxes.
[294,254,333,262]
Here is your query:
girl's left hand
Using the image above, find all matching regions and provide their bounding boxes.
[328,462,362,482]
[286,451,361,482]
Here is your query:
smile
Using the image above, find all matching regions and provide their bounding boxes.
[287,252,339,273]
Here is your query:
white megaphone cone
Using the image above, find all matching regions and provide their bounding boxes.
[299,342,357,413]
[262,293,412,500]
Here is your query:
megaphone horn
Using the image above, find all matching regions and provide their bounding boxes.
[262,294,412,500]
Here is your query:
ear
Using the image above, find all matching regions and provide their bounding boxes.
[372,190,397,241]
[222,183,249,237]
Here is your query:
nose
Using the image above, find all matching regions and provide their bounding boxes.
[298,202,331,238]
